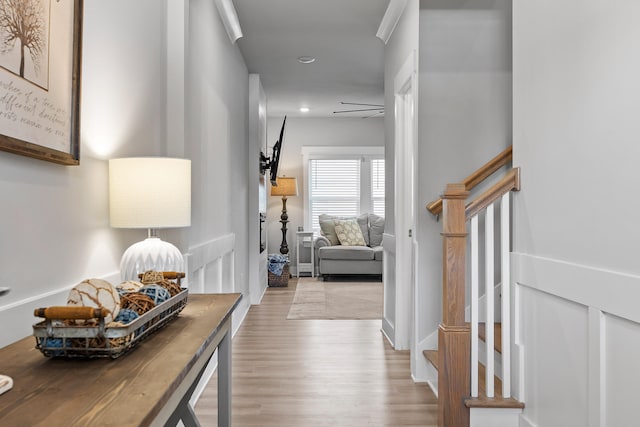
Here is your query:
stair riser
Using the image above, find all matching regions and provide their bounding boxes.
[470,408,522,427]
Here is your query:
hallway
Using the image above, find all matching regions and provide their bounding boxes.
[195,279,437,426]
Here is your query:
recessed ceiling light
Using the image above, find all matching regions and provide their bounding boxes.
[297,56,316,64]
[299,107,310,113]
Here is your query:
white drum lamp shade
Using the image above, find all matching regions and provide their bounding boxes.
[109,157,191,281]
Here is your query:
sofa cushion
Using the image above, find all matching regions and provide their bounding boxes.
[334,219,366,246]
[318,213,368,246]
[356,214,370,246]
[372,245,384,261]
[318,245,374,261]
[368,214,385,247]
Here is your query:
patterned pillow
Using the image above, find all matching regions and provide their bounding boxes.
[334,219,366,246]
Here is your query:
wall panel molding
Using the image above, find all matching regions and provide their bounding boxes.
[512,253,640,427]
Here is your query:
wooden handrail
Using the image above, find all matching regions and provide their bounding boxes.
[426,146,512,216]
[465,167,520,220]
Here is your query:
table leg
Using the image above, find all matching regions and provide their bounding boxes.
[218,330,232,427]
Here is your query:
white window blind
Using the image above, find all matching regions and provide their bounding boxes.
[307,156,385,235]
[371,159,385,217]
[309,159,360,232]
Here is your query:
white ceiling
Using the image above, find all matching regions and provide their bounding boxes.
[233,0,389,118]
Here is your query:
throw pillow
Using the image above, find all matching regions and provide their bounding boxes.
[368,214,385,247]
[318,214,368,246]
[356,213,370,246]
[319,214,341,245]
[334,219,366,246]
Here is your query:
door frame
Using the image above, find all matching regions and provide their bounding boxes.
[392,50,418,350]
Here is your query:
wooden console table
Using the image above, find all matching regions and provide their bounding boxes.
[0,293,241,427]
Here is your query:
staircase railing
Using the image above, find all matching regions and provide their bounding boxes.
[426,146,512,217]
[428,146,520,426]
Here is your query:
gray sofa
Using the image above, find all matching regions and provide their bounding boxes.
[314,213,384,280]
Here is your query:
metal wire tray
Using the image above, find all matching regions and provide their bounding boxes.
[33,289,188,359]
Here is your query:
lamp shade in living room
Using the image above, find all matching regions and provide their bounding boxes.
[109,157,191,280]
[270,176,298,197]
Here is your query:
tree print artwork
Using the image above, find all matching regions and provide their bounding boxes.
[0,0,49,89]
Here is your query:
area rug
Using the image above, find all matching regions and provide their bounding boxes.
[286,278,383,320]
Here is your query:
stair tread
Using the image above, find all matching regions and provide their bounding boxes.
[422,350,438,371]
[478,322,502,354]
[465,396,524,409]
[425,347,525,410]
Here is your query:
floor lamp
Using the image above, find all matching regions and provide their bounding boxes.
[271,176,298,255]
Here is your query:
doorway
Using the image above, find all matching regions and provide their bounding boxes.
[388,51,418,350]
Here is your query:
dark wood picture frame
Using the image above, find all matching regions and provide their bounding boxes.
[0,0,83,166]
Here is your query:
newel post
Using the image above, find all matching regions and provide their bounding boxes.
[438,183,470,427]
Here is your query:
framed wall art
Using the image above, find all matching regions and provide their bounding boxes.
[0,0,83,165]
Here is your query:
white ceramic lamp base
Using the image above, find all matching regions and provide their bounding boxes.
[0,290,11,395]
[120,237,184,281]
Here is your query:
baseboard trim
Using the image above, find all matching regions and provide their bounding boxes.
[381,318,395,347]
[519,414,537,427]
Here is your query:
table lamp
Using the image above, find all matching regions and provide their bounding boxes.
[109,157,191,281]
[271,176,298,254]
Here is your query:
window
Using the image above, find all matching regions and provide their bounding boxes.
[304,147,384,234]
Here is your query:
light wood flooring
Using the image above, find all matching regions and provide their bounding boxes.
[194,278,437,426]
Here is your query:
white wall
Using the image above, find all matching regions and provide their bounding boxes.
[265,117,384,268]
[186,0,250,311]
[248,74,268,304]
[413,0,512,379]
[0,0,167,347]
[513,1,640,425]
[381,0,419,349]
[0,0,252,348]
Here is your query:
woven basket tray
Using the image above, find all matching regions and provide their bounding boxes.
[268,264,289,287]
[33,273,187,359]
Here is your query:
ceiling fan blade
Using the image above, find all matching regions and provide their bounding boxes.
[362,110,385,119]
[340,101,384,107]
[333,108,385,114]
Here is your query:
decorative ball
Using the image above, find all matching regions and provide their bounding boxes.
[139,284,171,305]
[40,337,65,357]
[120,292,156,315]
[67,279,120,324]
[140,270,165,284]
[157,279,182,297]
[111,308,139,326]
[116,280,144,295]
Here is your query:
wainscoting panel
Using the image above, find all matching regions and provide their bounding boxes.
[604,313,640,426]
[512,253,640,427]
[518,284,589,427]
[185,234,235,294]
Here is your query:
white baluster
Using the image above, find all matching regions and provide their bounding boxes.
[501,192,511,398]
[471,215,479,397]
[485,203,495,398]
